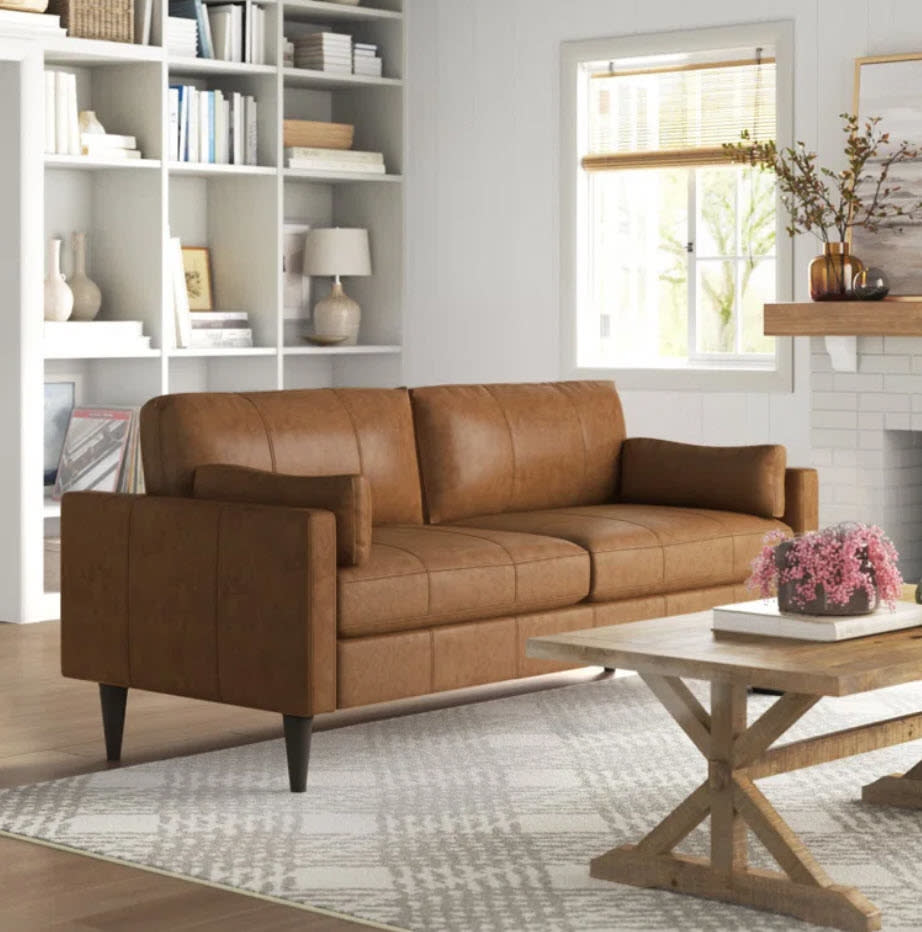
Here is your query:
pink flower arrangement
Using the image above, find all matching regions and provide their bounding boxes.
[748,523,903,611]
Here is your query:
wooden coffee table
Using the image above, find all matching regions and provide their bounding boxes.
[527,611,922,932]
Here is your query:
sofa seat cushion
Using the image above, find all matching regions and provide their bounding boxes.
[450,505,789,601]
[337,525,590,637]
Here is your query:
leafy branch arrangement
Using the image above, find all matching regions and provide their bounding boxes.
[723,113,922,244]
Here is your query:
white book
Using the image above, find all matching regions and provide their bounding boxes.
[288,159,386,174]
[189,328,254,347]
[136,0,153,43]
[170,237,192,348]
[168,87,180,162]
[0,9,62,26]
[231,4,242,62]
[82,133,138,150]
[208,6,232,60]
[214,89,226,163]
[712,598,922,642]
[66,73,80,156]
[231,92,243,164]
[43,71,55,155]
[81,149,142,161]
[46,320,145,340]
[245,95,257,165]
[188,87,199,162]
[285,147,383,164]
[199,91,210,162]
[53,71,68,156]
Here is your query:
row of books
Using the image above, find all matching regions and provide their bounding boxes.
[168,85,258,165]
[52,405,145,501]
[284,31,383,77]
[169,0,267,63]
[170,239,254,348]
[286,146,385,174]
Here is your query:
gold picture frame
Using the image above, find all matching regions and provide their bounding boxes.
[852,52,922,299]
[181,246,214,311]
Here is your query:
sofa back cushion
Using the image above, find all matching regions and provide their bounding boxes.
[141,388,423,525]
[410,381,626,523]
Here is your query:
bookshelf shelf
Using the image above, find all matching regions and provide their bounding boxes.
[168,162,277,176]
[43,347,163,360]
[282,66,402,90]
[168,347,279,357]
[43,37,164,66]
[283,168,402,184]
[283,344,401,356]
[45,154,162,171]
[167,58,278,77]
[282,0,402,23]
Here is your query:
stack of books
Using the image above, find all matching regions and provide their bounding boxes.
[285,146,385,174]
[293,32,352,73]
[166,15,198,57]
[189,311,254,348]
[44,70,79,156]
[81,133,141,160]
[44,321,153,356]
[353,42,382,77]
[0,9,65,39]
[168,84,258,165]
[206,1,266,64]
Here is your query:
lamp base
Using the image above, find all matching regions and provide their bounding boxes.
[312,281,360,346]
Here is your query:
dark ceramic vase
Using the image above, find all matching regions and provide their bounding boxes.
[775,540,878,616]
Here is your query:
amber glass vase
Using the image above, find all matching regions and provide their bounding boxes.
[809,242,863,301]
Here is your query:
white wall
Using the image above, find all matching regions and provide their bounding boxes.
[403,0,922,467]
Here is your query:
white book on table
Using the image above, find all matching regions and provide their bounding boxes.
[67,73,80,155]
[168,88,180,162]
[43,71,55,154]
[82,133,138,150]
[712,598,922,642]
[53,71,68,156]
[189,328,253,347]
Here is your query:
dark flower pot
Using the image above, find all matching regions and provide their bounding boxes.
[775,540,879,616]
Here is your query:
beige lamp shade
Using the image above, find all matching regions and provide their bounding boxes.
[303,228,372,277]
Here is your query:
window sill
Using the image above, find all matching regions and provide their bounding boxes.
[566,353,793,393]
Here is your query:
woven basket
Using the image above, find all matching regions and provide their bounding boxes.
[48,0,133,42]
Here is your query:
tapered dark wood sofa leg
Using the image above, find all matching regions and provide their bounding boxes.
[603,667,616,674]
[283,715,314,793]
[99,684,128,762]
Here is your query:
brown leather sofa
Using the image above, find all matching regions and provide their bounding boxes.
[61,381,818,791]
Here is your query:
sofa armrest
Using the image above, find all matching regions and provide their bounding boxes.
[619,437,786,519]
[782,467,819,535]
[61,491,337,717]
[192,464,372,566]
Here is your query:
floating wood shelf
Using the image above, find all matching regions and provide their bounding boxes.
[764,300,922,336]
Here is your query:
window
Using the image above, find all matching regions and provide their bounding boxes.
[562,25,793,390]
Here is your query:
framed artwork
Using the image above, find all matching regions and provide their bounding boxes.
[283,222,312,317]
[44,374,83,487]
[181,246,214,310]
[853,53,922,298]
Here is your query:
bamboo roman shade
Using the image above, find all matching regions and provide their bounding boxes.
[583,57,776,172]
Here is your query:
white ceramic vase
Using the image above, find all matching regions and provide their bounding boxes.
[68,231,102,320]
[44,238,73,322]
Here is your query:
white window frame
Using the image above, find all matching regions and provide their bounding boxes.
[560,22,795,393]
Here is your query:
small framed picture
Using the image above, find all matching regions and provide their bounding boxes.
[181,246,214,311]
[44,374,83,487]
[283,222,312,317]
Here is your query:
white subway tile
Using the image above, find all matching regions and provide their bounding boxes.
[811,353,832,373]
[884,337,922,354]
[886,413,913,431]
[858,413,885,430]
[832,449,857,466]
[859,336,885,353]
[884,375,922,393]
[813,391,857,410]
[859,354,911,374]
[835,374,885,392]
[860,430,885,450]
[812,428,859,449]
[811,373,835,392]
[859,393,910,412]
[812,410,858,430]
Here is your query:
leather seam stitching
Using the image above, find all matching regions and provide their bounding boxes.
[343,553,586,584]
[241,394,277,473]
[417,526,518,601]
[332,389,366,482]
[484,385,517,513]
[554,385,590,500]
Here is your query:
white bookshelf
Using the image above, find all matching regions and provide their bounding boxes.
[0,0,406,622]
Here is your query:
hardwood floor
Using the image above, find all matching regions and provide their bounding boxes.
[0,619,598,930]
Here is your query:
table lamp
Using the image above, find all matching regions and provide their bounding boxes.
[303,228,372,345]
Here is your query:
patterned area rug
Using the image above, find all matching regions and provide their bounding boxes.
[3,675,922,931]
